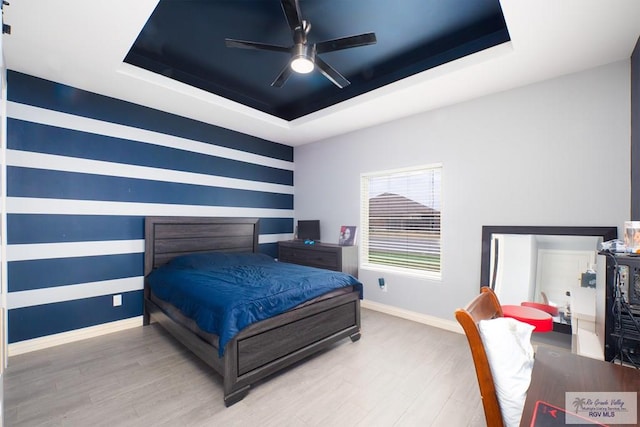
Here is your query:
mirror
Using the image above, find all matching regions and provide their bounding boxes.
[480,226,617,337]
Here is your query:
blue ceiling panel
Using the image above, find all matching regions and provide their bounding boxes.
[125,0,509,121]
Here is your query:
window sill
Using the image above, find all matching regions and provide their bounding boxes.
[360,263,442,281]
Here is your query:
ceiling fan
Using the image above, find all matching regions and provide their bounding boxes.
[224,0,377,89]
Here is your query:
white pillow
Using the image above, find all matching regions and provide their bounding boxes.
[478,317,535,427]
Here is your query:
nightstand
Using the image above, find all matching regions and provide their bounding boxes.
[278,241,358,278]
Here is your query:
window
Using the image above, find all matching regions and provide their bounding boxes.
[360,164,442,278]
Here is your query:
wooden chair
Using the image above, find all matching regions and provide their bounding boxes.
[455,287,505,427]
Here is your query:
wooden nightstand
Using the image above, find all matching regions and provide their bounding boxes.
[278,241,358,278]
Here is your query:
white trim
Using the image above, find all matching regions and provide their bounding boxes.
[8,316,143,356]
[361,299,462,334]
[359,163,442,278]
[6,302,459,356]
[361,162,444,179]
[360,264,442,281]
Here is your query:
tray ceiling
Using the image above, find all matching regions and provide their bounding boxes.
[124,0,510,121]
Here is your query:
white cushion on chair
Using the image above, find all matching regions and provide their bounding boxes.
[479,317,535,427]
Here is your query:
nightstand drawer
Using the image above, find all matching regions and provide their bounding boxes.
[279,246,339,270]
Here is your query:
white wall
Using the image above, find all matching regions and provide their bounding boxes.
[294,60,630,321]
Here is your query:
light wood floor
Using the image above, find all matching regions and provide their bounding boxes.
[4,309,489,426]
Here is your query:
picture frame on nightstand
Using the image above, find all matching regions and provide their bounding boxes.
[338,226,357,246]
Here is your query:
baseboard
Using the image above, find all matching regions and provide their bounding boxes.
[8,316,143,357]
[8,305,460,357]
[361,300,462,334]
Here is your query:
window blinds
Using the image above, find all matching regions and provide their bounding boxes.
[361,165,441,275]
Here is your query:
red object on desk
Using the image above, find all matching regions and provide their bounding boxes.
[530,401,607,426]
[501,305,553,332]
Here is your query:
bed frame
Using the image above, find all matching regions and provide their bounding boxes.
[143,216,361,406]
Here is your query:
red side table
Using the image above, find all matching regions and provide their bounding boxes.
[520,301,559,317]
[501,305,553,332]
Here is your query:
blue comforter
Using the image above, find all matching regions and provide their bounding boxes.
[146,252,363,357]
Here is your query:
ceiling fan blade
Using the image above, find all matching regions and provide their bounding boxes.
[225,39,290,53]
[281,0,303,32]
[315,56,350,88]
[271,64,293,87]
[316,33,377,54]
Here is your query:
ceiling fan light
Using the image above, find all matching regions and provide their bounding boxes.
[291,43,315,74]
[291,56,314,74]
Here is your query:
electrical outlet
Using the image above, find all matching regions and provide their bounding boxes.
[113,294,122,307]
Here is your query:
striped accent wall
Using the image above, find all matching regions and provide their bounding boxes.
[5,71,294,346]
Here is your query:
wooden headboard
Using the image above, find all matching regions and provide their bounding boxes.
[144,216,260,276]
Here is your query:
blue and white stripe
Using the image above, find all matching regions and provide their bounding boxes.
[6,71,295,344]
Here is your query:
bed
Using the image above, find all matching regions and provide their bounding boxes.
[143,216,362,406]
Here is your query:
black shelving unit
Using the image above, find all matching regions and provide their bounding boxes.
[602,253,640,366]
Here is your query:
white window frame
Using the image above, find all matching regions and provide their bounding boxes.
[360,163,442,280]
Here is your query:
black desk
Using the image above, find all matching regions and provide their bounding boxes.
[521,346,640,427]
